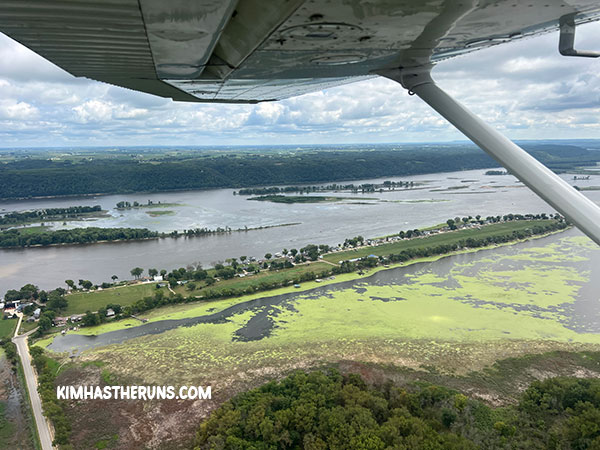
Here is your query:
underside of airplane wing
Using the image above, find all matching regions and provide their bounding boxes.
[1,0,600,103]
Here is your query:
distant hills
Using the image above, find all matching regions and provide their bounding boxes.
[0,143,598,200]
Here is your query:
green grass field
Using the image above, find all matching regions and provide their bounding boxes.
[8,225,51,234]
[64,283,169,315]
[0,319,17,339]
[176,262,333,297]
[323,220,555,263]
[18,320,39,335]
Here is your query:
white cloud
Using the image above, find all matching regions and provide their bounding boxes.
[0,99,38,120]
[1,20,600,146]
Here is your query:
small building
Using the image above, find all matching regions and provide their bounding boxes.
[53,317,67,327]
[33,308,41,319]
[0,303,4,310]
[17,302,33,312]
[106,308,115,317]
[153,275,163,282]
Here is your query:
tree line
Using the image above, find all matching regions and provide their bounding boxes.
[0,223,295,248]
[195,369,600,449]
[236,180,416,196]
[3,144,596,200]
[0,227,159,248]
[0,205,102,226]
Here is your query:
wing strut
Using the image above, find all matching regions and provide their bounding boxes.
[378,67,600,246]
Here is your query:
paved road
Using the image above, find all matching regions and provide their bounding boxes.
[13,329,55,450]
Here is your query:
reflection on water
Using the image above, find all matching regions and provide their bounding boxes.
[48,229,600,354]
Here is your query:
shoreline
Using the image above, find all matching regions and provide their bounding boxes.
[0,222,301,250]
[39,226,571,344]
[0,166,504,203]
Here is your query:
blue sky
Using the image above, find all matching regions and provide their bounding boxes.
[1,21,600,147]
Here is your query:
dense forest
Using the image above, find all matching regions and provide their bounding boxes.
[0,144,596,199]
[195,370,600,450]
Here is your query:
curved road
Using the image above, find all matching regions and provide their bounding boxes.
[13,316,55,450]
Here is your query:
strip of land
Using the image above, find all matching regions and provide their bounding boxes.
[17,216,567,338]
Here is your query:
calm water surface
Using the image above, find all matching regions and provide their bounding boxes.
[2,169,599,292]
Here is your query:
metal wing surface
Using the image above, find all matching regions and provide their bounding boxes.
[2,0,600,103]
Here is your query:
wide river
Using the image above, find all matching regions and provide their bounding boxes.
[2,168,599,293]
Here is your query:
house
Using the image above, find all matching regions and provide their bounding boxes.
[5,300,19,309]
[17,302,33,312]
[0,303,4,310]
[106,308,115,318]
[153,275,163,282]
[33,308,41,319]
[53,317,67,327]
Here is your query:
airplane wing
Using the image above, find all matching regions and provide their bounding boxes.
[1,0,600,103]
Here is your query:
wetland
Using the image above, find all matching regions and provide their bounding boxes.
[47,228,600,357]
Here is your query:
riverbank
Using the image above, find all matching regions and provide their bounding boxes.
[0,222,301,249]
[32,226,600,450]
[37,223,572,342]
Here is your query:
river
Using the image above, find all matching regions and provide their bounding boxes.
[2,168,599,293]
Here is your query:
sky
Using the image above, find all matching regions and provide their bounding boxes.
[1,21,600,147]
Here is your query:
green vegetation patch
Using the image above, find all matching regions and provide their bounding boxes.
[323,220,556,263]
[64,283,169,315]
[145,210,175,217]
[195,370,600,450]
[67,232,600,389]
[177,262,333,298]
[0,319,17,339]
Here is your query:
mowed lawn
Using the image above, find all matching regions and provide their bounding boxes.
[0,318,18,339]
[64,283,169,315]
[177,262,333,297]
[323,220,556,263]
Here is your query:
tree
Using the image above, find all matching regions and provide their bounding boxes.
[47,291,68,310]
[82,311,100,327]
[111,275,118,282]
[148,268,158,278]
[264,253,272,260]
[240,256,247,263]
[160,269,167,277]
[81,280,93,290]
[65,279,75,290]
[130,267,143,279]
[38,315,52,332]
[19,284,38,299]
